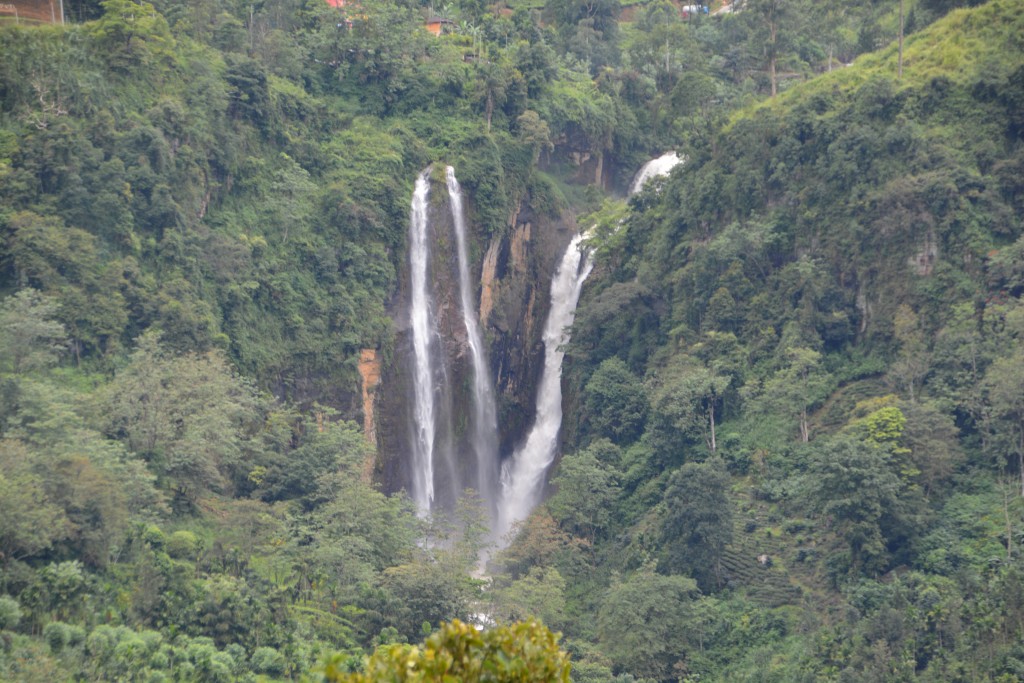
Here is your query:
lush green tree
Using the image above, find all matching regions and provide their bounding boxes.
[928,302,993,425]
[597,566,700,680]
[516,110,554,165]
[513,40,557,99]
[582,357,647,445]
[261,153,316,244]
[645,359,731,463]
[4,211,129,360]
[888,304,930,402]
[375,561,479,642]
[743,346,831,444]
[982,350,1024,496]
[0,289,67,374]
[493,511,591,580]
[322,620,570,683]
[101,332,262,501]
[23,560,90,625]
[804,434,903,576]
[89,0,174,71]
[0,439,68,568]
[309,468,418,577]
[900,400,963,499]
[476,60,510,132]
[1,375,165,566]
[661,458,732,590]
[491,566,568,630]
[746,0,794,97]
[546,447,619,542]
[547,0,620,71]
[254,415,370,504]
[0,595,22,630]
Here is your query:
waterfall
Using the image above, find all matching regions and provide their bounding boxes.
[408,169,438,515]
[496,233,594,540]
[446,166,500,517]
[404,166,589,538]
[629,151,683,195]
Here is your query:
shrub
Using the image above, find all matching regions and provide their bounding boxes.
[321,620,570,683]
[0,596,22,630]
[251,646,286,676]
[44,622,69,652]
[166,530,199,560]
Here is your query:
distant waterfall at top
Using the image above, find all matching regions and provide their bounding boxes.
[496,233,594,540]
[408,169,439,515]
[446,166,500,515]
[629,151,683,195]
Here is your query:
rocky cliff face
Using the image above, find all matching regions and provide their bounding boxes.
[358,348,382,482]
[372,174,576,508]
[483,198,576,456]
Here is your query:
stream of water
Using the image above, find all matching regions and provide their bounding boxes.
[446,166,500,519]
[496,233,594,540]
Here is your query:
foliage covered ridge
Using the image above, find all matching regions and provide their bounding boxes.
[558,0,1024,679]
[738,0,1024,120]
[3,0,1024,680]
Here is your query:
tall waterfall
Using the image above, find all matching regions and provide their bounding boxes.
[446,166,500,515]
[629,151,683,195]
[408,169,438,514]
[403,167,592,538]
[496,233,594,539]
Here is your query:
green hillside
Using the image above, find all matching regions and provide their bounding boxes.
[2,0,1024,680]
[552,0,1024,679]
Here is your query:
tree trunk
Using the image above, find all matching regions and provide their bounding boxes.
[709,402,717,452]
[1005,477,1014,558]
[898,0,905,79]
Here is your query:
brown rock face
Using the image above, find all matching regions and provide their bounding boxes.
[358,348,382,440]
[479,239,500,326]
[472,197,575,458]
[358,348,382,482]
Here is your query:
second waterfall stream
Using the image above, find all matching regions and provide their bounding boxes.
[496,232,593,541]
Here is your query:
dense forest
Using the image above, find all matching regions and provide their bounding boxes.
[2,0,1024,679]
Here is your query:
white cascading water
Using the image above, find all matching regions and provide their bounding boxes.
[408,169,436,515]
[629,151,683,195]
[405,167,593,538]
[446,166,500,515]
[496,233,594,540]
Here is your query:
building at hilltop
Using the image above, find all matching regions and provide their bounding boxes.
[0,0,63,24]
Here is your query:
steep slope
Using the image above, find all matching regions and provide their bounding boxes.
[533,1,1024,679]
[577,0,1024,370]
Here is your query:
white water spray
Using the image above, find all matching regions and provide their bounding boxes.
[446,166,500,516]
[629,151,683,195]
[408,170,436,514]
[497,233,594,539]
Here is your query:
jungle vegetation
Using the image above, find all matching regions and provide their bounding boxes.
[1,0,1023,680]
